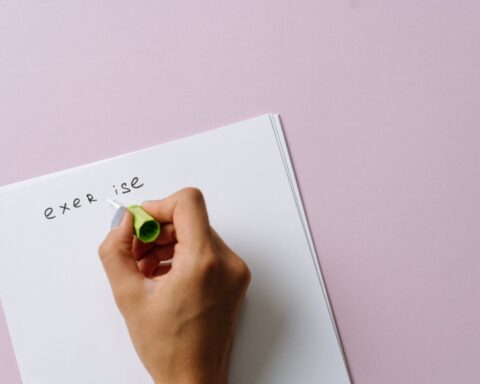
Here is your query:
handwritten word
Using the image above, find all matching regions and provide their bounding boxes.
[113,176,144,195]
[44,176,145,220]
[44,194,97,220]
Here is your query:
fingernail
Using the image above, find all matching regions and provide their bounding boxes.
[110,207,126,229]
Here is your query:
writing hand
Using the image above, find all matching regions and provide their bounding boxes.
[98,188,251,384]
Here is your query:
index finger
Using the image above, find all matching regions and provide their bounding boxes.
[141,187,211,248]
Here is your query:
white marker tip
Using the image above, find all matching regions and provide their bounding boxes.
[107,198,123,210]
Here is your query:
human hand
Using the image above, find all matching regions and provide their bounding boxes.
[98,188,251,384]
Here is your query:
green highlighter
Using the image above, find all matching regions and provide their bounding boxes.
[107,199,161,243]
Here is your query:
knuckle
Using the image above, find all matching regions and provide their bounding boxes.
[181,187,204,203]
[232,258,252,287]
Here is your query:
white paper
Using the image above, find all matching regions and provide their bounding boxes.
[0,114,350,384]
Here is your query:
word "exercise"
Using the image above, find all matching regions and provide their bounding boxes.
[43,176,144,220]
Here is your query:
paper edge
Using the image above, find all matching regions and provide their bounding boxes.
[269,114,352,383]
[0,115,272,195]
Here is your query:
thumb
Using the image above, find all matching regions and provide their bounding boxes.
[98,210,143,302]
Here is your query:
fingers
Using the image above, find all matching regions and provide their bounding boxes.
[142,188,211,250]
[151,263,172,278]
[98,211,143,301]
[132,223,176,261]
[137,244,175,277]
[155,223,176,245]
[132,238,155,260]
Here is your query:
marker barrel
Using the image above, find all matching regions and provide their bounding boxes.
[127,205,161,243]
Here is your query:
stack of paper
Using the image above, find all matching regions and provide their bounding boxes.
[0,114,351,383]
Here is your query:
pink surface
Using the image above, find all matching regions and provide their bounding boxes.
[1,1,479,383]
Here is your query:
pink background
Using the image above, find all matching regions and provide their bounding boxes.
[1,1,479,383]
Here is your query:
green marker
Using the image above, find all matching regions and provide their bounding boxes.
[107,198,161,243]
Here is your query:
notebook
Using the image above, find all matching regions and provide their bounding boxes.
[0,114,351,383]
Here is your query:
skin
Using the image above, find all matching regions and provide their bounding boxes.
[98,188,251,384]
